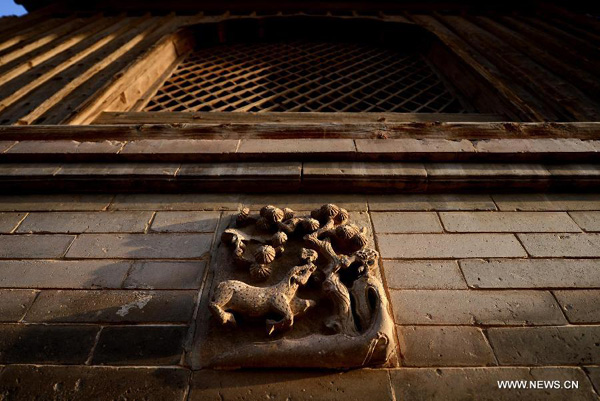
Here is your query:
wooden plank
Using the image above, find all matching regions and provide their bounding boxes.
[470,16,600,101]
[0,16,81,67]
[0,17,65,53]
[0,15,156,125]
[0,14,104,87]
[0,15,131,116]
[439,15,600,121]
[537,3,600,36]
[498,16,600,80]
[0,122,598,141]
[517,15,600,62]
[47,14,188,125]
[93,111,504,125]
[69,22,197,124]
[409,14,547,121]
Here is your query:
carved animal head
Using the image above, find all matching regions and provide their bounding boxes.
[288,263,317,287]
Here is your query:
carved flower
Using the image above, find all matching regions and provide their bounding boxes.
[250,263,272,280]
[301,218,321,232]
[260,205,284,223]
[321,204,340,218]
[352,232,368,248]
[254,245,276,265]
[271,231,288,247]
[255,217,271,231]
[335,208,349,224]
[335,224,359,239]
[236,207,250,226]
[283,208,295,220]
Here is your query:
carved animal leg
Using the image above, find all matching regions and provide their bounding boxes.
[290,296,316,315]
[266,295,294,335]
[209,285,237,327]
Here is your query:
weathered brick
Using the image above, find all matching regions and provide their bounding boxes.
[0,234,74,258]
[190,368,394,401]
[0,141,16,153]
[150,211,220,233]
[377,234,526,258]
[7,140,123,154]
[24,290,196,323]
[487,326,600,365]
[391,290,565,325]
[0,260,130,289]
[460,259,600,288]
[570,211,600,232]
[66,233,213,259]
[426,163,551,177]
[0,365,190,400]
[586,367,600,395]
[121,139,239,155]
[110,193,241,211]
[17,211,152,233]
[371,212,442,233]
[92,326,187,365]
[517,233,600,257]
[554,290,600,323]
[369,194,497,211]
[391,367,597,401]
[0,194,113,211]
[0,212,25,233]
[356,138,476,157]
[383,260,467,289]
[303,162,426,179]
[55,163,179,177]
[177,162,301,179]
[240,194,368,211]
[0,324,98,364]
[238,138,356,154]
[440,212,581,232]
[475,138,597,154]
[124,261,206,289]
[493,193,600,211]
[398,326,496,366]
[546,164,600,177]
[0,163,61,176]
[0,289,37,322]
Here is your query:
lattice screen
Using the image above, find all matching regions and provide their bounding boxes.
[144,40,468,113]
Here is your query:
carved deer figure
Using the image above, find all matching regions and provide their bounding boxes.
[209,249,318,335]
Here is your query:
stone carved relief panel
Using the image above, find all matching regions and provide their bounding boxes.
[192,204,396,369]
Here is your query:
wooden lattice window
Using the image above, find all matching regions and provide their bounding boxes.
[143,39,469,113]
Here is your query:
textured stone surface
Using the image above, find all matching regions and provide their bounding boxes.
[0,365,190,401]
[391,290,565,325]
[17,211,152,233]
[356,138,476,155]
[238,138,356,153]
[0,212,25,233]
[488,326,600,365]
[493,193,600,211]
[378,234,527,258]
[371,212,443,233]
[24,290,196,323]
[240,194,368,211]
[460,259,600,288]
[0,234,74,258]
[391,367,598,401]
[0,324,98,364]
[554,290,600,323]
[150,211,220,232]
[439,212,581,232]
[383,260,467,289]
[66,233,213,259]
[426,163,550,177]
[121,139,239,154]
[0,260,130,289]
[586,367,600,395]
[518,233,600,257]
[369,194,497,211]
[0,194,113,211]
[190,369,394,401]
[123,261,206,289]
[0,289,37,322]
[398,326,496,366]
[92,326,187,366]
[569,211,600,232]
[7,140,124,154]
[110,193,240,211]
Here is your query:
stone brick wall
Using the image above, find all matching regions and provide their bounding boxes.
[0,193,599,400]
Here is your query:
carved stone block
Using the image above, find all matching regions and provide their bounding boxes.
[191,204,397,369]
